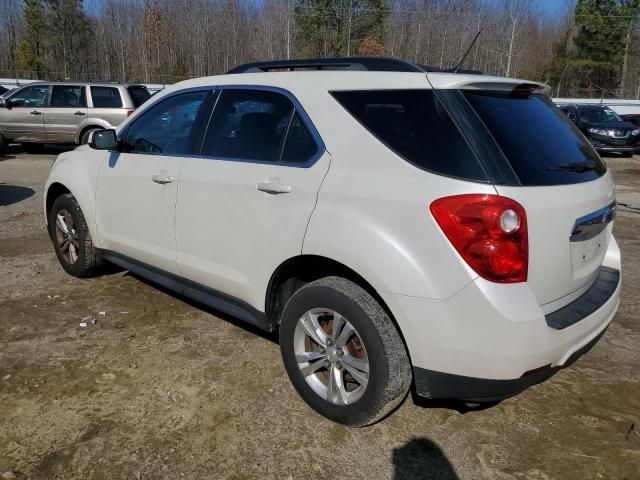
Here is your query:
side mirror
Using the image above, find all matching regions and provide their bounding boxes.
[89,129,118,150]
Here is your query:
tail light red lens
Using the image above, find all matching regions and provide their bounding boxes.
[430,194,528,283]
[126,109,135,117]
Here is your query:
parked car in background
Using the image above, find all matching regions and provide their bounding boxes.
[559,103,640,156]
[620,113,640,127]
[44,57,621,426]
[0,81,150,151]
[0,86,9,97]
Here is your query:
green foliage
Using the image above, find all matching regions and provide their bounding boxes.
[543,0,640,95]
[17,0,48,76]
[294,0,390,57]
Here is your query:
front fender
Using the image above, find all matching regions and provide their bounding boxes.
[45,147,104,248]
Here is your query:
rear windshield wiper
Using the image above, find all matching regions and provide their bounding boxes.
[547,163,596,173]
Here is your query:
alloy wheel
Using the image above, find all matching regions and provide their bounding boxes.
[293,308,369,405]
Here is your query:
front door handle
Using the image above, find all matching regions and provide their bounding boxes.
[152,174,174,184]
[257,181,291,194]
[74,111,86,116]
[30,110,42,115]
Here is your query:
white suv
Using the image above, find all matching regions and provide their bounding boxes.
[44,58,621,426]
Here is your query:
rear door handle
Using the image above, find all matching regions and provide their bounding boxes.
[74,111,86,116]
[152,174,174,184]
[257,181,291,194]
[30,110,42,115]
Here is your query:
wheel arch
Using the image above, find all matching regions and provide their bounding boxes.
[76,120,112,144]
[265,254,412,363]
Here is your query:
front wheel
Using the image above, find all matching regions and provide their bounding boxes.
[49,193,104,277]
[279,276,411,426]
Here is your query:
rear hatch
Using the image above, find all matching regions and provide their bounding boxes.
[444,79,616,308]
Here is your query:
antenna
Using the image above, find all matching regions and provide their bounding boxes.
[452,31,482,74]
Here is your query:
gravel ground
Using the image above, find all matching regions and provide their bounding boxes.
[1,146,639,480]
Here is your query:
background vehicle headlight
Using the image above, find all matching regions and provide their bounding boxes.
[632,129,640,136]
[587,128,609,136]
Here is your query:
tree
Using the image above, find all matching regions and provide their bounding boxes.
[47,0,93,79]
[16,0,48,77]
[294,0,390,57]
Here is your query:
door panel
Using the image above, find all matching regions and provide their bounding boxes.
[176,153,331,311]
[0,84,49,142]
[95,152,187,274]
[175,87,329,311]
[94,89,211,274]
[44,85,88,143]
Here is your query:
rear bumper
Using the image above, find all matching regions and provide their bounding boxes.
[380,239,622,401]
[413,326,608,402]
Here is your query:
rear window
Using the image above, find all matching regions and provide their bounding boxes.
[91,86,122,108]
[463,91,606,186]
[332,90,487,181]
[127,86,151,107]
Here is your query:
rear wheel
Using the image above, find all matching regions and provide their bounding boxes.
[279,276,411,426]
[49,193,104,277]
[0,133,7,153]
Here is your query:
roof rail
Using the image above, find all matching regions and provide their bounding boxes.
[227,57,436,74]
[227,57,484,75]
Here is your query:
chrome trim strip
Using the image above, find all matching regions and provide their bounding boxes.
[570,201,616,242]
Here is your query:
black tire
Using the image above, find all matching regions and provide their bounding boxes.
[81,128,100,145]
[49,193,104,277]
[621,151,634,158]
[279,276,411,426]
[0,133,7,153]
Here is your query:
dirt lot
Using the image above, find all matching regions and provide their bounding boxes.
[1,146,639,480]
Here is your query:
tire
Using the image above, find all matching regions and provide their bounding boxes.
[81,128,100,145]
[279,276,411,426]
[49,193,104,277]
[0,133,7,153]
[621,151,634,158]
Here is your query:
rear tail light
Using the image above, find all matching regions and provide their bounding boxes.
[126,109,135,117]
[430,194,528,283]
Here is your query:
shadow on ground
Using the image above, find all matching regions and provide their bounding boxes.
[0,184,35,206]
[393,437,458,479]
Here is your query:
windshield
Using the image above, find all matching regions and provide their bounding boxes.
[577,106,622,123]
[463,91,606,186]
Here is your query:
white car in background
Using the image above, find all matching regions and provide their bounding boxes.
[43,57,621,426]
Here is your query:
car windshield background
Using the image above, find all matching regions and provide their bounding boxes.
[577,106,622,123]
[122,90,208,155]
[9,85,49,108]
[91,86,123,108]
[127,86,151,107]
[50,85,86,108]
[331,89,488,182]
[463,91,606,186]
[202,89,295,162]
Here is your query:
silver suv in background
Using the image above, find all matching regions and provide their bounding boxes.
[0,81,150,150]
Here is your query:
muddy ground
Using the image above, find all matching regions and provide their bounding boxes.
[0,145,639,480]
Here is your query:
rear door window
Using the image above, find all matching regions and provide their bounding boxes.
[127,86,151,107]
[91,86,123,108]
[463,91,606,186]
[332,89,487,181]
[49,85,86,108]
[202,89,294,162]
